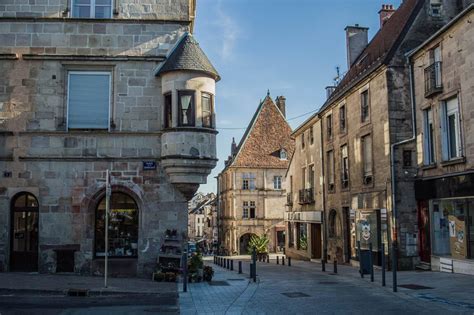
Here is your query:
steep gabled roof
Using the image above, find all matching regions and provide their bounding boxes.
[321,0,423,111]
[155,33,220,81]
[227,95,294,169]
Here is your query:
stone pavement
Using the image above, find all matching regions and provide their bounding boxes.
[179,256,474,314]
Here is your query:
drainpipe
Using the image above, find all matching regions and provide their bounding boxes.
[319,115,328,262]
[390,56,417,292]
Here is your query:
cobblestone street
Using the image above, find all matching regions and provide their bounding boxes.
[179,257,474,314]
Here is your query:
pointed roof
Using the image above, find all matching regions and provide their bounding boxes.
[155,33,220,81]
[227,95,294,169]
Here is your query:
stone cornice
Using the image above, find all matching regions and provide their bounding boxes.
[0,54,18,60]
[0,17,192,25]
[19,156,157,161]
[22,54,166,62]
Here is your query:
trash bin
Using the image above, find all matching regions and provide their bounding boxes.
[359,250,371,275]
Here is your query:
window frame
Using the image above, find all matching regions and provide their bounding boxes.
[72,0,113,19]
[361,134,373,184]
[327,150,335,192]
[423,107,436,165]
[164,92,172,129]
[178,90,195,127]
[273,176,282,190]
[341,144,349,189]
[441,97,463,160]
[339,104,346,133]
[326,114,333,139]
[360,89,370,123]
[301,133,305,150]
[310,126,314,145]
[201,92,214,128]
[66,70,112,131]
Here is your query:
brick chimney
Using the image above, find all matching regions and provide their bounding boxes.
[275,96,286,117]
[345,24,368,69]
[379,4,395,28]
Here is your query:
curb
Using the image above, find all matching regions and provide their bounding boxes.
[0,287,179,297]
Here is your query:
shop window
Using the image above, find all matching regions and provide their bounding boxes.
[95,192,138,258]
[296,223,308,250]
[178,90,195,127]
[72,0,112,18]
[164,93,172,128]
[201,92,214,128]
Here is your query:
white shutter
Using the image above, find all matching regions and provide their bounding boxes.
[68,72,110,129]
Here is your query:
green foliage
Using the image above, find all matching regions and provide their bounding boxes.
[247,234,269,254]
[300,235,308,250]
[188,252,203,272]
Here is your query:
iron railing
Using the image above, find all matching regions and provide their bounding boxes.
[298,188,314,204]
[424,61,442,97]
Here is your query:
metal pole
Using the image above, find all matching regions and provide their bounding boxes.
[369,243,374,282]
[238,261,242,274]
[333,259,337,274]
[252,247,257,282]
[282,257,285,265]
[382,243,386,287]
[231,259,234,271]
[357,241,363,278]
[277,256,279,265]
[321,259,325,272]
[183,250,188,292]
[104,169,111,288]
[288,257,291,267]
[392,241,398,292]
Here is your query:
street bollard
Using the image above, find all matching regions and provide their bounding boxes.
[250,263,254,278]
[288,257,291,267]
[357,241,363,278]
[219,257,222,266]
[282,257,285,265]
[277,256,279,265]
[252,247,257,282]
[182,250,188,293]
[238,261,242,274]
[369,243,374,282]
[267,255,270,263]
[392,241,398,292]
[381,243,386,287]
[322,259,326,272]
[231,259,234,271]
[227,258,230,270]
[333,259,337,274]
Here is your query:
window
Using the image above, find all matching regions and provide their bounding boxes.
[423,108,435,165]
[201,92,213,128]
[164,93,172,128]
[95,192,138,257]
[339,105,346,132]
[310,127,314,145]
[309,165,315,189]
[327,115,333,138]
[242,173,256,190]
[72,0,112,18]
[302,167,306,189]
[361,135,373,184]
[441,97,462,160]
[243,201,256,219]
[403,150,412,167]
[361,90,370,123]
[68,71,111,129]
[296,223,307,250]
[430,1,442,17]
[178,90,195,126]
[327,150,335,191]
[425,46,443,96]
[341,145,349,188]
[273,176,282,190]
[301,133,305,149]
[280,149,288,160]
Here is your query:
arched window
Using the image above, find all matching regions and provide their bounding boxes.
[328,210,341,238]
[95,192,138,258]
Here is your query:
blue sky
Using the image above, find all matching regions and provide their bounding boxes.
[194,0,402,194]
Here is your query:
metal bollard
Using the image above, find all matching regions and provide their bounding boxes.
[282,257,285,265]
[182,250,188,292]
[333,259,337,274]
[250,263,254,278]
[267,255,270,263]
[381,243,386,287]
[227,258,230,270]
[238,261,242,274]
[231,259,234,271]
[288,257,291,267]
[276,256,279,265]
[392,241,398,292]
[357,241,363,278]
[369,243,374,282]
[322,259,326,272]
[252,247,257,282]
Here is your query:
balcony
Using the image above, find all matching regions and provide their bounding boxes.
[298,188,314,204]
[424,61,443,97]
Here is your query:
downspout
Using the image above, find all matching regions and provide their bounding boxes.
[319,115,328,262]
[390,55,417,292]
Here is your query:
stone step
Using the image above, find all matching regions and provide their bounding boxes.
[415,262,431,271]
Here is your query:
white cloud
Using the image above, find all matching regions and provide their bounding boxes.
[215,1,239,61]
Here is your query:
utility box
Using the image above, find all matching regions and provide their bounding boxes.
[359,250,371,275]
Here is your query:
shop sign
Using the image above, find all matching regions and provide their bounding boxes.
[143,161,156,170]
[361,220,371,241]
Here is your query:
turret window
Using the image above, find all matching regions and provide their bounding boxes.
[164,93,172,128]
[178,90,195,127]
[202,92,214,128]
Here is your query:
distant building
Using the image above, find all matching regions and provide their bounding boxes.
[217,94,294,255]
[410,4,474,274]
[188,192,217,253]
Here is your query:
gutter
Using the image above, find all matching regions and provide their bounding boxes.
[389,54,417,292]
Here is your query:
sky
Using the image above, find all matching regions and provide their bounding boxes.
[194,0,402,194]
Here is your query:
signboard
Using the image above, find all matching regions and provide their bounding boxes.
[448,215,466,259]
[143,161,157,170]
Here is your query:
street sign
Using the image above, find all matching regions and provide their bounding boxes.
[143,161,156,170]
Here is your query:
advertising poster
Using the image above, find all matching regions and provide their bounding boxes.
[448,215,466,259]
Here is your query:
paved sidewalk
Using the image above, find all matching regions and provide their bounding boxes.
[179,256,474,314]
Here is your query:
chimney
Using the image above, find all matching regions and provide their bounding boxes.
[326,86,336,99]
[275,96,286,117]
[231,137,237,157]
[345,24,369,69]
[379,4,395,28]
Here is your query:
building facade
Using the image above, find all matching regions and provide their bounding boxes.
[285,117,324,261]
[217,95,294,255]
[411,5,474,274]
[188,192,217,254]
[0,0,219,276]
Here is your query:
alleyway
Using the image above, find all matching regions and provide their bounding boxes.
[179,256,474,314]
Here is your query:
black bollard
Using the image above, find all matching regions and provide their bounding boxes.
[322,259,326,272]
[250,263,254,278]
[369,243,374,282]
[333,259,337,274]
[227,258,230,270]
[252,248,257,282]
[357,241,363,278]
[238,261,242,274]
[381,243,386,287]
[288,257,291,267]
[231,259,234,271]
[182,250,188,292]
[267,255,270,263]
[282,257,285,265]
[392,241,398,292]
[277,256,279,265]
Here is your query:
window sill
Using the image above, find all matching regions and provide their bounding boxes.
[163,127,218,134]
[421,163,437,170]
[441,157,466,167]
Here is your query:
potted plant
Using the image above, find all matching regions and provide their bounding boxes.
[203,266,214,282]
[188,252,204,282]
[247,234,269,260]
[153,272,165,282]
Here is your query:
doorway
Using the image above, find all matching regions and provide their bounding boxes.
[239,233,256,255]
[10,192,39,272]
[418,201,431,263]
[311,223,321,259]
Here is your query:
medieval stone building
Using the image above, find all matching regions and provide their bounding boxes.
[0,0,219,276]
[217,94,294,255]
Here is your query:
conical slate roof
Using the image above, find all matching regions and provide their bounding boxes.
[156,33,220,81]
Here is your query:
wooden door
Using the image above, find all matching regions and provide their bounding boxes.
[418,200,431,263]
[311,224,321,259]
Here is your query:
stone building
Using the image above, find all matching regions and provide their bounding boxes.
[0,0,219,276]
[287,0,471,269]
[188,192,217,253]
[217,94,294,255]
[285,116,324,261]
[410,4,474,274]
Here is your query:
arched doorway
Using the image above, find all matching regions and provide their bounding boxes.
[239,233,256,255]
[94,192,139,258]
[10,192,39,271]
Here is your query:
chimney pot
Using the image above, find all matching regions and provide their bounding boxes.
[345,25,369,69]
[379,4,396,28]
